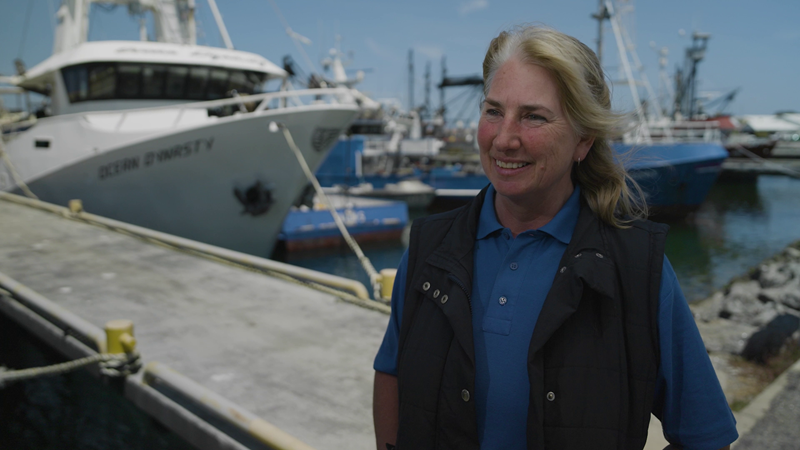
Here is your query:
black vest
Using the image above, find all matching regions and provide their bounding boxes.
[396,187,668,450]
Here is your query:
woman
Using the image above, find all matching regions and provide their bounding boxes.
[373,25,737,450]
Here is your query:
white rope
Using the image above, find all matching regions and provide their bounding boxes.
[274,122,382,300]
[0,351,141,388]
[730,143,800,179]
[0,137,37,199]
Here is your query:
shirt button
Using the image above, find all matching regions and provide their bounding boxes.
[596,253,604,259]
[440,295,448,304]
[422,282,431,291]
[546,391,556,402]
[498,296,507,305]
[433,289,440,298]
[461,389,470,402]
[559,266,566,274]
[510,262,518,270]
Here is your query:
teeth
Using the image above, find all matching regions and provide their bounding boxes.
[496,160,530,169]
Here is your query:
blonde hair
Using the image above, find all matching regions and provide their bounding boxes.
[482,25,648,227]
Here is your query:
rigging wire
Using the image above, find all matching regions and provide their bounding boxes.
[17,0,36,60]
[452,86,482,124]
[267,0,318,75]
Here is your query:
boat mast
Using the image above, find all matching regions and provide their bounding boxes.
[591,0,610,64]
[408,49,415,112]
[673,31,710,119]
[53,0,197,54]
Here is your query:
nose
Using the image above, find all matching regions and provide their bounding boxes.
[493,117,521,152]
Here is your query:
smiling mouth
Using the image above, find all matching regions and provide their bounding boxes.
[495,159,530,169]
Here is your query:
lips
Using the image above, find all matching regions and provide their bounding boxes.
[495,159,530,169]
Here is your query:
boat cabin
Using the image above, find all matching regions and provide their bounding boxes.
[16,40,286,116]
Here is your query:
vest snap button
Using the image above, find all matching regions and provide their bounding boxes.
[596,252,604,259]
[440,295,448,304]
[422,281,431,291]
[461,389,470,402]
[546,391,555,402]
[433,289,440,298]
[575,253,582,258]
[559,266,566,274]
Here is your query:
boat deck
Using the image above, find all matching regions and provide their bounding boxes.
[721,157,800,180]
[0,195,389,450]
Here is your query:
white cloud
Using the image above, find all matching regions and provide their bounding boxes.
[415,45,444,60]
[458,0,488,16]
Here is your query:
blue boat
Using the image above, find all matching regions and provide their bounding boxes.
[316,134,728,217]
[279,194,408,251]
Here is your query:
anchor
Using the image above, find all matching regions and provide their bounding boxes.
[234,180,274,216]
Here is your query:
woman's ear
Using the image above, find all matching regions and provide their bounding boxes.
[575,135,595,162]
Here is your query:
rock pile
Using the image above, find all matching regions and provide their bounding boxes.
[693,245,800,363]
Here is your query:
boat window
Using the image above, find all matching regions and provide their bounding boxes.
[185,67,210,100]
[62,65,88,103]
[61,63,268,103]
[117,64,141,98]
[228,71,248,94]
[207,69,230,99]
[141,65,167,97]
[165,66,189,98]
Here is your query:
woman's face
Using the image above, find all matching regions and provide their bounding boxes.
[477,57,593,207]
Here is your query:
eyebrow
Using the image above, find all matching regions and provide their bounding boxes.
[483,98,554,115]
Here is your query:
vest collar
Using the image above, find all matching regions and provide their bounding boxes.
[528,199,618,357]
[424,184,489,291]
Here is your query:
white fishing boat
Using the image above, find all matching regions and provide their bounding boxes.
[0,0,364,256]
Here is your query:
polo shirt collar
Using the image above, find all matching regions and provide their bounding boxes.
[476,184,582,245]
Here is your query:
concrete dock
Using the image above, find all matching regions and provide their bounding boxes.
[0,194,389,450]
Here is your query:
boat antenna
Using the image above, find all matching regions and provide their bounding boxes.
[267,0,317,74]
[206,0,234,49]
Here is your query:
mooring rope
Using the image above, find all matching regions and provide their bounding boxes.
[0,351,141,389]
[273,122,383,300]
[0,137,37,199]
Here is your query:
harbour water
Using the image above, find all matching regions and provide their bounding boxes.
[284,175,800,304]
[2,175,800,448]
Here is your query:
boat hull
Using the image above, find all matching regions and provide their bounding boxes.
[3,106,359,256]
[279,195,408,251]
[620,142,728,217]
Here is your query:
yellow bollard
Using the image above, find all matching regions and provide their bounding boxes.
[68,199,83,213]
[379,268,397,301]
[105,319,137,354]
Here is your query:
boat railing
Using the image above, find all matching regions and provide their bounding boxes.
[623,120,722,145]
[73,87,362,133]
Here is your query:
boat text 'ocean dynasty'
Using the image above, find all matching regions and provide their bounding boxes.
[98,137,215,180]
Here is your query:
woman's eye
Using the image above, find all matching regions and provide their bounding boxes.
[524,113,546,122]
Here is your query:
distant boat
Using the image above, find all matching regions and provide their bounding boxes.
[0,0,363,257]
[279,194,408,251]
[315,120,727,217]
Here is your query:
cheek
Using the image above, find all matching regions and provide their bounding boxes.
[477,120,494,152]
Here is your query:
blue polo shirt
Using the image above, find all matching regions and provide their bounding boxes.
[374,185,738,449]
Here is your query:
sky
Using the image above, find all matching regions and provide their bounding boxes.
[1,0,799,121]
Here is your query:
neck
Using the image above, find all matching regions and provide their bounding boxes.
[493,185,575,237]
